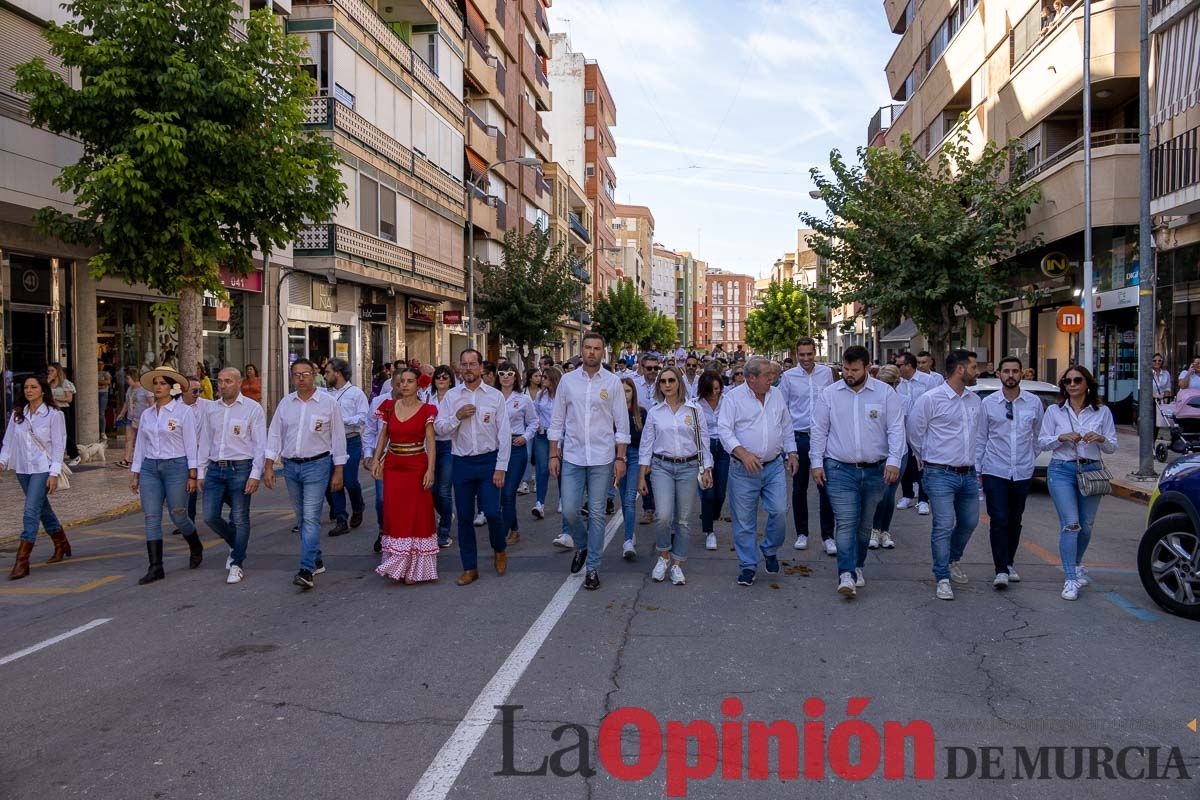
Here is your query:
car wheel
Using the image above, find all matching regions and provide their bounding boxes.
[1137,513,1200,621]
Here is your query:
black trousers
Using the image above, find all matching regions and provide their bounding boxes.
[982,475,1031,574]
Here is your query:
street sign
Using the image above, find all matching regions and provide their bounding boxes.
[1057,305,1085,333]
[442,310,463,325]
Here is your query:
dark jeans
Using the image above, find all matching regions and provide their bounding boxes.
[901,454,929,502]
[982,475,1031,574]
[872,452,909,532]
[326,434,364,523]
[452,451,504,571]
[501,438,529,532]
[792,431,834,540]
[202,460,253,567]
[700,437,730,533]
[434,439,454,536]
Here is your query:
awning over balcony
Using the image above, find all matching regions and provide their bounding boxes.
[465,147,490,177]
[1154,8,1199,124]
[881,318,918,343]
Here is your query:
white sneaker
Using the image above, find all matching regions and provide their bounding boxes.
[669,564,686,585]
[1007,566,1021,582]
[473,512,485,527]
[895,497,912,510]
[226,565,244,584]
[517,481,530,495]
[705,533,717,551]
[935,579,954,600]
[949,562,968,584]
[854,567,865,587]
[793,534,808,550]
[993,571,1009,589]
[868,529,881,549]
[225,554,234,571]
[532,502,545,520]
[837,571,857,597]
[651,556,670,582]
[1075,565,1090,587]
[622,539,636,560]
[880,531,895,549]
[552,533,574,549]
[823,539,837,556]
[1061,579,1080,600]
[917,501,931,516]
[557,501,562,514]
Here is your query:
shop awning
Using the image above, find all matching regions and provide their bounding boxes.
[881,318,918,343]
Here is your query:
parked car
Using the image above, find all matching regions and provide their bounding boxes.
[968,379,1060,478]
[1138,454,1200,620]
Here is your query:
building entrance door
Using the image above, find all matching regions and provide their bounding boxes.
[5,308,52,421]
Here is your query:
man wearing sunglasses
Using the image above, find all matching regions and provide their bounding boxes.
[634,353,660,524]
[171,375,215,535]
[975,356,1043,590]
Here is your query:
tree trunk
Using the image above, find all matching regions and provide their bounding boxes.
[177,284,204,381]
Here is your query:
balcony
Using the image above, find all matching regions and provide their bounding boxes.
[1151,0,1199,31]
[867,104,904,147]
[465,35,500,99]
[568,212,590,244]
[1023,132,1140,243]
[295,223,465,292]
[522,42,551,110]
[1026,128,1138,181]
[1152,125,1200,216]
[466,108,498,165]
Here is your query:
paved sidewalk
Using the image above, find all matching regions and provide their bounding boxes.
[1107,424,1179,504]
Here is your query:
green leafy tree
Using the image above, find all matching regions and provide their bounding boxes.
[592,280,652,354]
[641,313,678,351]
[744,280,812,355]
[799,125,1041,360]
[478,228,580,370]
[14,0,345,378]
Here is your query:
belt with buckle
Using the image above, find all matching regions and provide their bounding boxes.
[285,451,330,464]
[925,462,973,474]
[346,432,361,439]
[1076,457,1098,465]
[209,458,252,469]
[834,459,883,469]
[654,453,699,464]
[388,442,425,456]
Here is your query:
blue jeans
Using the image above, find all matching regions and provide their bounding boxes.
[524,437,535,482]
[793,432,835,541]
[700,438,730,534]
[923,465,980,581]
[728,455,788,572]
[901,455,929,502]
[502,438,529,532]
[650,457,697,561]
[824,459,887,577]
[139,456,195,542]
[202,460,253,567]
[282,456,332,572]
[16,472,61,542]
[453,451,504,571]
[561,460,614,571]
[326,434,364,523]
[616,445,640,542]
[98,392,108,435]
[533,432,551,505]
[872,452,908,532]
[1047,459,1102,581]
[982,474,1031,574]
[434,439,454,536]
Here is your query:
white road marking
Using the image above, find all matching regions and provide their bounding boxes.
[406,512,623,800]
[0,618,112,666]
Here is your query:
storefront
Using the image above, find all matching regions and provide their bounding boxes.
[405,298,438,364]
[3,252,73,417]
[286,270,359,380]
[1155,241,1200,371]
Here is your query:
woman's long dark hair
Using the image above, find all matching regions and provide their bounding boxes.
[432,365,456,394]
[1057,365,1102,410]
[698,370,723,403]
[14,375,54,424]
[620,377,643,432]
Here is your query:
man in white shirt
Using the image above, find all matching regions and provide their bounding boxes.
[894,352,932,513]
[322,358,370,536]
[916,351,946,388]
[975,356,1043,590]
[810,346,905,598]
[173,375,215,534]
[633,353,660,523]
[549,332,630,591]
[671,340,687,362]
[778,336,837,554]
[263,358,347,590]
[907,349,982,601]
[681,355,702,399]
[196,368,266,584]
[435,348,511,586]
[718,357,798,587]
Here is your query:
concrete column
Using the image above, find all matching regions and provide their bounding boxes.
[73,260,100,446]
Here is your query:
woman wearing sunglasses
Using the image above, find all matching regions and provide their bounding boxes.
[497,361,538,546]
[1038,366,1117,601]
[520,368,542,495]
[616,376,646,560]
[697,370,728,552]
[532,367,561,520]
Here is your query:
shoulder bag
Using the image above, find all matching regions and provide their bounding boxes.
[1068,410,1111,497]
[687,402,707,487]
[28,426,71,490]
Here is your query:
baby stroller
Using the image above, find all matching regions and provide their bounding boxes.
[1156,388,1200,462]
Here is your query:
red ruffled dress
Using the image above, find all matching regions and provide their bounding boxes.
[375,400,439,583]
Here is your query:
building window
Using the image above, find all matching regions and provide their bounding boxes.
[379,186,397,242]
[586,162,595,177]
[585,125,595,140]
[585,89,595,104]
[359,174,379,236]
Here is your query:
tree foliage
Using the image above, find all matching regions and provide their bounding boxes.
[478,228,580,370]
[14,0,345,374]
[641,313,678,351]
[744,280,812,355]
[798,125,1041,359]
[592,280,652,351]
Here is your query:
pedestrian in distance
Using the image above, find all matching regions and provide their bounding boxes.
[174,375,212,534]
[697,370,730,552]
[497,360,537,547]
[868,364,906,550]
[894,352,933,515]
[520,368,542,494]
[615,376,646,560]
[779,336,836,554]
[533,366,561,522]
[1039,366,1117,601]
[46,362,79,464]
[322,358,370,536]
[633,353,660,523]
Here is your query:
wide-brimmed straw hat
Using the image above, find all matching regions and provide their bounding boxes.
[140,367,188,395]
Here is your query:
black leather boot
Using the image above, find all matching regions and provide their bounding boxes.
[182,531,203,569]
[138,540,164,585]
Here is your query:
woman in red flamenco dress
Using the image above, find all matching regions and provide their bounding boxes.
[370,368,439,583]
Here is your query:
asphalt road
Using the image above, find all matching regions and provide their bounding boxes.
[1,473,1198,799]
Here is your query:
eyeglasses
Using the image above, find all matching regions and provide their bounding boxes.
[497,370,516,378]
[644,365,660,372]
[435,375,450,380]
[292,371,313,379]
[1005,400,1013,420]
[733,372,744,378]
[659,377,677,384]
[1063,376,1085,386]
[191,389,202,396]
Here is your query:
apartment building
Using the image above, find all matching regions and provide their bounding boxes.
[545,160,593,357]
[881,0,1142,411]
[705,269,756,354]
[613,203,655,299]
[650,245,678,316]
[545,34,619,303]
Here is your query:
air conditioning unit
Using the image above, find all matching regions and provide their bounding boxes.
[485,195,499,207]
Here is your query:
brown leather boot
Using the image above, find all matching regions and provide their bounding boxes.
[494,552,508,576]
[456,569,479,586]
[46,529,72,564]
[505,530,520,546]
[9,540,34,580]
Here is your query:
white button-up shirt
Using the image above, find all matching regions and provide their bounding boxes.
[1038,402,1118,461]
[974,390,1044,480]
[324,382,370,435]
[132,398,200,473]
[779,363,834,432]
[196,394,267,480]
[717,383,797,461]
[435,382,512,470]
[1152,369,1172,399]
[810,378,906,468]
[363,391,397,456]
[549,366,631,466]
[916,370,946,389]
[681,372,701,399]
[0,404,66,476]
[896,374,931,416]
[534,389,555,433]
[641,400,714,468]
[698,396,722,440]
[906,382,982,468]
[265,391,349,465]
[503,390,539,440]
[634,374,655,410]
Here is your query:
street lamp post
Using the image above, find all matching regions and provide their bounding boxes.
[466,156,542,351]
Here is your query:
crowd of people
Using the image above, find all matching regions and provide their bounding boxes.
[2,333,1118,602]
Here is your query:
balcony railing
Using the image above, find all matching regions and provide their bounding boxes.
[568,212,590,243]
[867,103,905,145]
[1151,0,1170,13]
[1024,128,1138,181]
[295,223,465,290]
[1011,0,1082,70]
[1153,125,1199,199]
[536,1,549,33]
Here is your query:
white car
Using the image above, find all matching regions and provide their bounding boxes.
[968,379,1060,478]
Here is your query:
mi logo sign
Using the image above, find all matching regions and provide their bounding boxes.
[1057,306,1085,334]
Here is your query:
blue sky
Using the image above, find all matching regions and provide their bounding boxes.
[548,0,897,277]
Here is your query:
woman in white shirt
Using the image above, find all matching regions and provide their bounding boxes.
[1038,366,1118,601]
[1,375,68,579]
[638,366,713,585]
[129,367,202,585]
[531,367,561,520]
[430,365,457,548]
[498,361,538,546]
[697,370,728,552]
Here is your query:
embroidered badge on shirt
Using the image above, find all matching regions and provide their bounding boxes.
[869,409,879,419]
[684,414,694,427]
[599,389,609,401]
[483,412,492,424]
[314,419,324,432]
[167,418,178,432]
[232,423,242,437]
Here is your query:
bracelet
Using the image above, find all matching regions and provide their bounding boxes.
[615,456,626,463]
[550,455,560,460]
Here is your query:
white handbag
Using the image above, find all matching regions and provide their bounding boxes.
[29,428,71,490]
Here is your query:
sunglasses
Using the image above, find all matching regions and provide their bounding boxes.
[733,372,744,377]
[191,389,202,396]
[659,377,677,384]
[497,370,516,378]
[644,365,660,372]
[1063,376,1086,386]
[1004,400,1013,420]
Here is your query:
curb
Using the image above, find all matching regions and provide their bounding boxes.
[0,499,141,551]
[1111,482,1152,506]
